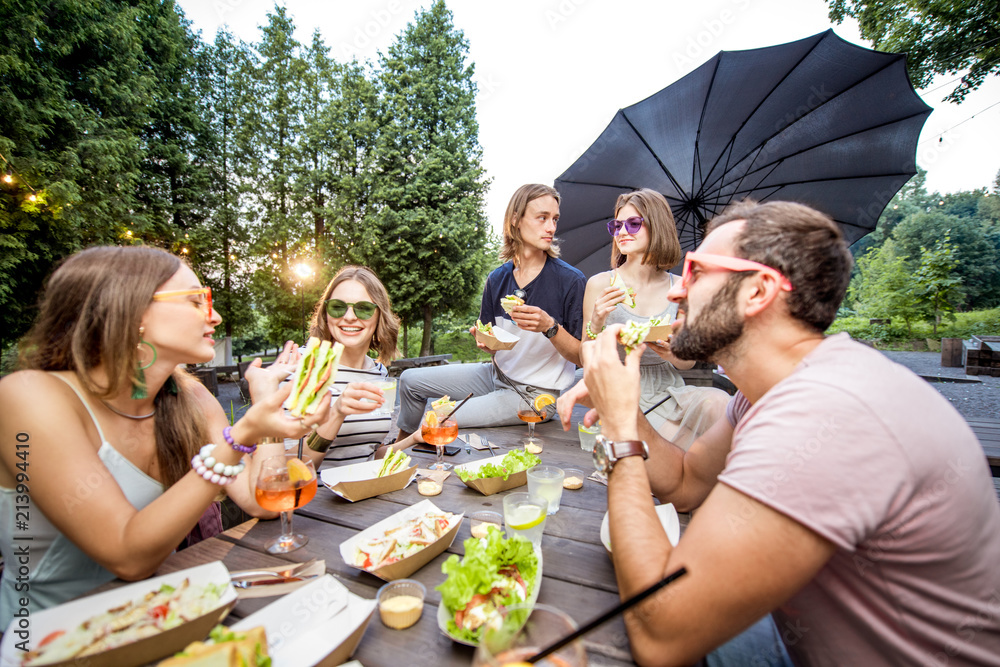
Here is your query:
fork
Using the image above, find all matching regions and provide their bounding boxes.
[230,557,317,581]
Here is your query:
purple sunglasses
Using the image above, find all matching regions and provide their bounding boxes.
[607,216,644,236]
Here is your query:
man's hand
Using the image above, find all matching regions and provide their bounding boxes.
[555,377,594,430]
[469,325,497,354]
[582,324,642,440]
[510,305,555,334]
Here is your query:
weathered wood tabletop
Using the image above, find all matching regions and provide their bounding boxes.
[156,408,643,667]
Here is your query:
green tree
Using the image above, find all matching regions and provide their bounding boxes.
[848,241,924,334]
[914,234,964,335]
[891,209,1000,308]
[828,0,1000,102]
[368,0,491,356]
[0,0,173,348]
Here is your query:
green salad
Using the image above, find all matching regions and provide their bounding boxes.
[456,449,540,482]
[437,527,539,644]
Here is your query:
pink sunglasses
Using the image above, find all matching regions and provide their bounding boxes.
[681,252,793,291]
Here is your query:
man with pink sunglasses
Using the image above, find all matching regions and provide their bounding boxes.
[575,200,1000,665]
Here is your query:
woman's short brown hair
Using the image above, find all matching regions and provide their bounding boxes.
[499,184,561,264]
[611,189,682,271]
[707,200,853,332]
[310,265,400,365]
[21,245,208,487]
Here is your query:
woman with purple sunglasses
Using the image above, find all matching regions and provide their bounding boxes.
[582,189,729,449]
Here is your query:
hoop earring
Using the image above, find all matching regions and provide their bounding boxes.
[132,330,157,400]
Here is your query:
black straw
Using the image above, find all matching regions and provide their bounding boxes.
[294,437,304,504]
[443,392,474,422]
[525,567,688,664]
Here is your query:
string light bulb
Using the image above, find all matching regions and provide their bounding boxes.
[27,194,36,202]
[2,172,12,184]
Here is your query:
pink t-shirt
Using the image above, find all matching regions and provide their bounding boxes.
[719,333,1000,666]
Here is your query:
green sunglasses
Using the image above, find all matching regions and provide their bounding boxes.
[325,298,378,320]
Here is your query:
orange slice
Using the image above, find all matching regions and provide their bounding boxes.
[424,410,439,428]
[533,393,556,411]
[287,458,312,484]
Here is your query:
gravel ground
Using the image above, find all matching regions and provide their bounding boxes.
[878,350,1000,421]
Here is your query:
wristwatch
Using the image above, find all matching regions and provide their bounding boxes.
[543,323,559,339]
[593,435,649,475]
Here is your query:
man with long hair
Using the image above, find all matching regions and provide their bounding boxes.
[396,184,585,438]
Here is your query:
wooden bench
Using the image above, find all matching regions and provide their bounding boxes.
[188,367,218,396]
[968,419,1000,476]
[388,354,452,377]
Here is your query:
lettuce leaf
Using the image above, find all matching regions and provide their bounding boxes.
[436,529,539,643]
[456,450,541,482]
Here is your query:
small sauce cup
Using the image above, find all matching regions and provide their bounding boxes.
[377,579,426,629]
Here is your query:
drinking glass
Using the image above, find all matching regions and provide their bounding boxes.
[254,454,317,553]
[577,422,600,453]
[473,603,587,667]
[372,379,397,417]
[503,492,548,548]
[421,412,458,471]
[527,466,565,514]
[518,396,551,450]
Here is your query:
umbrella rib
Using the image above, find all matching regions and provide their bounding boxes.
[619,111,688,199]
[692,55,723,202]
[708,52,917,195]
[695,32,831,200]
[716,111,929,191]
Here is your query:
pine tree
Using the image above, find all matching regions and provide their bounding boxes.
[369,0,490,355]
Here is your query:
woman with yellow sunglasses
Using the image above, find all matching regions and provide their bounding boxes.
[0,246,328,626]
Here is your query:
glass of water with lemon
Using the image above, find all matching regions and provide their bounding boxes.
[503,492,548,548]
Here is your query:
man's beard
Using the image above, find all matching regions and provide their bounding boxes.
[671,277,745,362]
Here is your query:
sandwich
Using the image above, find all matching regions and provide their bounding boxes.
[618,320,652,355]
[500,294,524,314]
[610,271,637,307]
[283,337,345,417]
[437,529,540,643]
[430,395,456,419]
[353,511,455,571]
[475,319,494,335]
[377,449,411,478]
[158,625,269,667]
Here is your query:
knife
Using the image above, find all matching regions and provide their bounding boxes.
[232,574,320,589]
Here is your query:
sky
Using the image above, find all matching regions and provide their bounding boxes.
[176,0,1000,230]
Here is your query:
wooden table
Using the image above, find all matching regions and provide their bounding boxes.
[155,408,641,666]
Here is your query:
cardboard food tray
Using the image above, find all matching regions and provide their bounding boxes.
[642,323,673,343]
[0,562,237,667]
[320,459,417,502]
[475,327,519,351]
[232,575,376,667]
[454,454,529,496]
[340,499,463,581]
[436,545,543,646]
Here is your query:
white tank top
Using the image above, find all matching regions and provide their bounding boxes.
[0,374,164,628]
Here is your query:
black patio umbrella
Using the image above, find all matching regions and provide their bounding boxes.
[554,30,932,277]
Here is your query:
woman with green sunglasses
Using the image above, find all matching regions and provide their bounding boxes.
[296,266,427,466]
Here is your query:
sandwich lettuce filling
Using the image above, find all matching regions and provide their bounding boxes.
[284,337,345,417]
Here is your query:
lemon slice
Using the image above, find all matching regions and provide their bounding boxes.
[287,458,312,484]
[533,393,556,411]
[507,507,545,531]
[501,663,533,667]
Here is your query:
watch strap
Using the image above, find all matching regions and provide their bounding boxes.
[543,323,559,339]
[609,440,648,460]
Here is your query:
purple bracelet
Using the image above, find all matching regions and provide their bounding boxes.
[223,425,257,454]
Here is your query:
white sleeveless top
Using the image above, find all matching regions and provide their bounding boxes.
[0,375,164,628]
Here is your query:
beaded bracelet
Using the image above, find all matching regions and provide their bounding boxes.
[585,321,602,340]
[223,425,257,454]
[191,444,246,486]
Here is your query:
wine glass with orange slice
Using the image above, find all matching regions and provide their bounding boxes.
[421,407,458,471]
[519,393,556,453]
[255,453,317,553]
